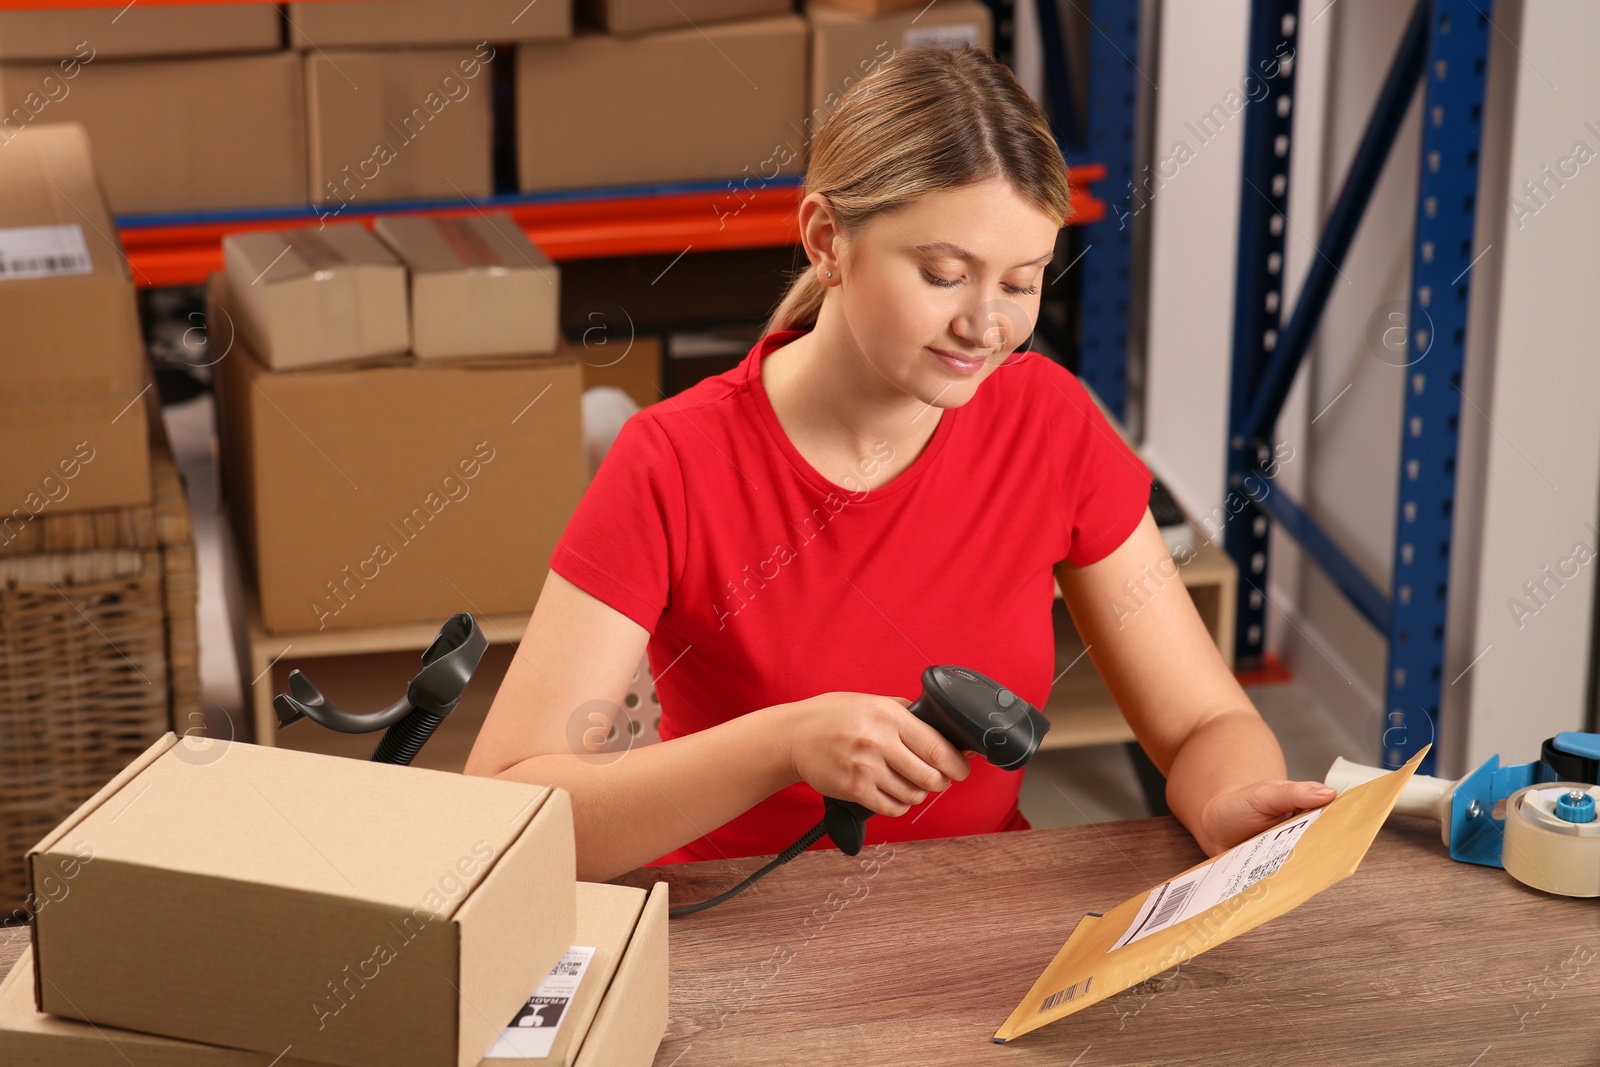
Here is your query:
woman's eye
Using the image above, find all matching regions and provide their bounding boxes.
[921,270,1039,297]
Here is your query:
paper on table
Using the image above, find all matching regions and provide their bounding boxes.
[993,746,1429,1042]
[483,945,599,1059]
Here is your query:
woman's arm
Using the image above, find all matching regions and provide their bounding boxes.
[464,569,800,882]
[1054,508,1334,855]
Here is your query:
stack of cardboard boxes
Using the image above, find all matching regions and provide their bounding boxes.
[517,0,803,193]
[211,211,589,636]
[0,0,993,215]
[0,123,150,512]
[515,0,992,192]
[0,733,669,1064]
[0,4,304,214]
[286,1,571,212]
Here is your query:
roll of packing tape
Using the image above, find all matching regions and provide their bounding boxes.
[1502,782,1600,898]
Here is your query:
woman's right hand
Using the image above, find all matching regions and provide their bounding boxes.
[779,692,972,816]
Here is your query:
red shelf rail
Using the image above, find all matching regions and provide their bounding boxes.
[117,165,1106,288]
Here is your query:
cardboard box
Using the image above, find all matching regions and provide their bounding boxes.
[580,334,661,411]
[0,123,143,404]
[516,16,806,192]
[287,0,570,49]
[0,53,306,214]
[0,392,151,514]
[805,0,991,134]
[0,3,280,62]
[222,223,411,371]
[22,732,578,1067]
[308,46,496,208]
[373,212,561,360]
[805,0,926,16]
[0,122,150,510]
[576,0,791,35]
[0,881,667,1067]
[477,881,669,1065]
[208,274,589,635]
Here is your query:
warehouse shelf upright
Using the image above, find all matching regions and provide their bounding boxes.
[1224,0,1494,774]
[1058,0,1148,427]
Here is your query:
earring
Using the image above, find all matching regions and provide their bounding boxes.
[825,270,832,278]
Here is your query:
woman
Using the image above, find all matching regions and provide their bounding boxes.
[464,45,1335,882]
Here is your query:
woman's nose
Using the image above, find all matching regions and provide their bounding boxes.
[961,297,1030,354]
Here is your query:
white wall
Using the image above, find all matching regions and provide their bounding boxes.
[1450,0,1600,769]
[1141,0,1248,523]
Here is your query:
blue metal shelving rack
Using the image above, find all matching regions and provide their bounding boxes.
[1224,0,1494,774]
[1073,0,1143,423]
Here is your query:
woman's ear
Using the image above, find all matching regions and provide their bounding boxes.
[798,192,842,283]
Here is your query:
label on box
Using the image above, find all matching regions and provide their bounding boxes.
[1110,808,1324,950]
[0,224,94,280]
[483,945,599,1059]
[904,23,981,50]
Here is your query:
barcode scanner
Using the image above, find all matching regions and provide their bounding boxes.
[821,665,1051,856]
[669,665,1051,917]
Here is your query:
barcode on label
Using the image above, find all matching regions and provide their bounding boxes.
[1146,876,1199,929]
[1242,853,1288,888]
[0,224,94,281]
[0,253,92,277]
[550,958,583,977]
[1038,976,1093,1012]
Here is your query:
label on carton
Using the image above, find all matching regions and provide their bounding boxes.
[483,945,599,1059]
[1110,808,1324,950]
[0,224,94,280]
[435,217,508,270]
[282,231,348,275]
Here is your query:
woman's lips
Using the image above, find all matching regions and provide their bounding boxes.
[929,346,987,374]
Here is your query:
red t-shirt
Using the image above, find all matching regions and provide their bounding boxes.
[547,328,1151,865]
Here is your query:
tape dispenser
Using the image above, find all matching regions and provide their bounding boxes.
[1325,731,1600,897]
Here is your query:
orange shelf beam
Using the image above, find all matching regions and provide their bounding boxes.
[117,166,1106,288]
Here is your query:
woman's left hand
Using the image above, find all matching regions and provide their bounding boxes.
[1195,779,1337,856]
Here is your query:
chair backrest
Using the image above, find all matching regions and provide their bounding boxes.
[618,651,663,748]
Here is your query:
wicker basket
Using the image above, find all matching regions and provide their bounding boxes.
[0,414,198,918]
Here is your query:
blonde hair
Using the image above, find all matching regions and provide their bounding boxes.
[764,44,1074,336]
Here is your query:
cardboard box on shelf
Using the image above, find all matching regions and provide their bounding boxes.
[222,223,411,371]
[516,15,805,193]
[0,52,306,215]
[0,881,667,1067]
[805,0,992,134]
[208,274,588,636]
[575,0,790,35]
[804,0,927,17]
[307,45,496,208]
[0,3,280,62]
[373,212,560,360]
[21,732,579,1067]
[0,392,151,514]
[286,0,569,50]
[0,123,144,405]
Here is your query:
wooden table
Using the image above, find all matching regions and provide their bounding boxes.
[605,815,1600,1067]
[3,815,1595,1065]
